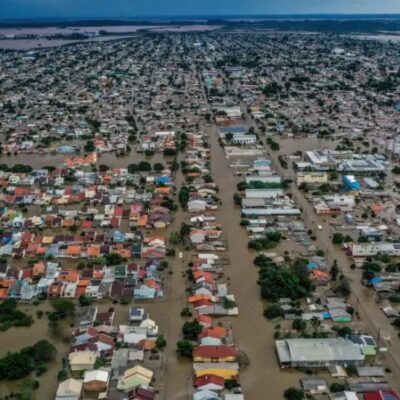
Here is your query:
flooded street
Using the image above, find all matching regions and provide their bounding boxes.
[269,136,400,392]
[200,123,305,399]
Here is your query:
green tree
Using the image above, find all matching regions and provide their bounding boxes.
[182,320,202,340]
[153,163,165,172]
[176,340,194,357]
[178,186,190,209]
[57,369,69,381]
[169,231,180,245]
[310,316,321,332]
[225,132,233,142]
[83,140,95,153]
[284,387,304,400]
[332,233,345,245]
[78,295,93,307]
[137,161,151,171]
[51,299,75,318]
[119,296,131,305]
[292,319,307,331]
[28,340,56,363]
[330,383,346,393]
[127,163,138,173]
[156,335,167,349]
[0,352,32,380]
[263,304,284,320]
[98,164,109,172]
[104,253,123,265]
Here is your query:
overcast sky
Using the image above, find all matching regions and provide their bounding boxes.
[2,0,400,19]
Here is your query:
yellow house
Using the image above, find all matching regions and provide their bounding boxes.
[193,363,239,380]
[297,172,328,185]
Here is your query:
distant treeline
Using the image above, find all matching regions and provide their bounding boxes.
[216,19,400,33]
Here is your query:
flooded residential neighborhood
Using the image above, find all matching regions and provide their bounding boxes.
[2,6,400,400]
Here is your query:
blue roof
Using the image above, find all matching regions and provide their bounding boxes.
[57,145,75,154]
[113,230,125,243]
[155,176,170,184]
[343,175,362,190]
[370,277,383,284]
[307,262,318,270]
[219,125,247,134]
[323,312,331,319]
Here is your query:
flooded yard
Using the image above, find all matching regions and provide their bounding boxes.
[0,302,69,399]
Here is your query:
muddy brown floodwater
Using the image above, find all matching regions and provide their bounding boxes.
[0,302,70,399]
[202,123,305,399]
[0,150,169,169]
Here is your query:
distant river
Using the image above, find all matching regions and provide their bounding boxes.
[0,25,222,50]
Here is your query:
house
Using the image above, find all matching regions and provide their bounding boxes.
[188,200,207,213]
[276,338,365,368]
[192,345,237,363]
[20,282,36,301]
[140,317,158,336]
[55,378,83,400]
[225,395,244,400]
[364,392,400,400]
[130,307,146,323]
[193,362,239,380]
[69,350,97,371]
[330,393,359,400]
[134,285,156,299]
[194,374,225,391]
[300,378,329,394]
[297,172,328,185]
[232,134,256,144]
[117,365,153,392]
[83,369,109,392]
[245,188,283,199]
[190,230,206,244]
[128,387,156,400]
[193,389,221,400]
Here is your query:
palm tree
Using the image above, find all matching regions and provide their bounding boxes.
[310,316,321,332]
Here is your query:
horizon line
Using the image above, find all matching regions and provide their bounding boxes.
[2,13,400,21]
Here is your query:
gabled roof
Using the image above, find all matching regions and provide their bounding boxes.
[193,345,237,360]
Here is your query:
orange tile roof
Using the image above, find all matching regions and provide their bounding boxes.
[87,245,101,257]
[77,279,90,287]
[67,245,81,256]
[138,215,148,227]
[188,294,212,303]
[74,286,87,296]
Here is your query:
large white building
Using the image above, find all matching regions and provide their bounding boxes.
[245,188,283,199]
[352,243,400,257]
[276,338,365,368]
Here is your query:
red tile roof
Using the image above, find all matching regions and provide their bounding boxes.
[192,345,237,360]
